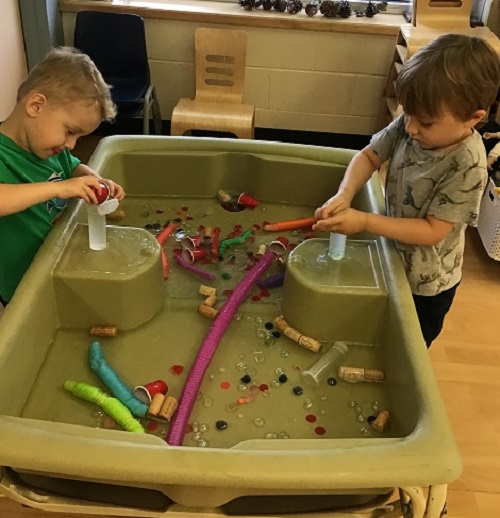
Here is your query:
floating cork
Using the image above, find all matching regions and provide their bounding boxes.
[204,293,217,308]
[89,325,118,337]
[203,226,213,245]
[338,366,385,383]
[106,209,126,221]
[255,244,267,258]
[199,285,217,297]
[371,410,390,432]
[198,303,219,319]
[158,395,178,421]
[217,190,232,203]
[147,393,165,419]
[272,316,321,353]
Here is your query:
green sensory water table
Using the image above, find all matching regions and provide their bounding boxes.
[0,137,461,518]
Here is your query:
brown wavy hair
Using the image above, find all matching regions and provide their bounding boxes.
[396,34,500,121]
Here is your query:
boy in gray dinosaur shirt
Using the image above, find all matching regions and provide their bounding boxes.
[313,34,500,347]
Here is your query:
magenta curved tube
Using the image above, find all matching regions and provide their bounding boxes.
[174,253,216,281]
[167,250,275,446]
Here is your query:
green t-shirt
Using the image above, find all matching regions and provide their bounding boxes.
[0,134,80,301]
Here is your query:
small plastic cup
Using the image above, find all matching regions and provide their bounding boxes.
[268,237,289,256]
[181,235,202,250]
[238,192,260,207]
[134,380,168,404]
[182,247,207,264]
[90,181,110,204]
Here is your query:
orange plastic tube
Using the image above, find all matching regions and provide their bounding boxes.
[263,217,316,232]
[156,222,178,246]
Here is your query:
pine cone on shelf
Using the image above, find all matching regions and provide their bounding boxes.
[262,0,275,10]
[338,0,352,18]
[287,0,304,13]
[274,0,288,11]
[305,0,320,16]
[239,0,257,10]
[320,0,340,17]
[365,1,378,17]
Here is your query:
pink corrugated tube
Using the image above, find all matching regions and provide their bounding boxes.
[167,250,275,446]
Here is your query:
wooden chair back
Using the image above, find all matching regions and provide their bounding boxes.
[194,28,248,104]
[412,0,474,29]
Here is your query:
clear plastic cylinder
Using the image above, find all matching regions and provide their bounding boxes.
[328,233,347,261]
[87,206,106,251]
[301,341,349,385]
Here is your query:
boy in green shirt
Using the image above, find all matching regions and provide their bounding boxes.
[0,47,125,305]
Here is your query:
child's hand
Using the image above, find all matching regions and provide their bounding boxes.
[313,208,367,235]
[487,155,497,170]
[56,176,104,204]
[100,179,125,201]
[483,132,499,140]
[314,193,351,221]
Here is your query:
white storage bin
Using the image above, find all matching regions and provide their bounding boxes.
[478,177,500,261]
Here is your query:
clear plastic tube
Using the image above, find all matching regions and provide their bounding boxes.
[301,341,349,385]
[328,233,347,261]
[87,199,119,251]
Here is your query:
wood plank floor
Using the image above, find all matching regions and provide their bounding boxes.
[0,194,498,517]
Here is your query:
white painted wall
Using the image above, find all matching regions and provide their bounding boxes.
[62,14,395,135]
[0,0,28,121]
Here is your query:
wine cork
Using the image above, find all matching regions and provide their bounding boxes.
[298,335,321,353]
[203,226,213,244]
[199,285,217,297]
[273,316,288,332]
[158,396,178,421]
[371,410,390,432]
[256,244,267,258]
[106,209,125,221]
[89,325,118,337]
[338,366,384,383]
[198,303,218,319]
[273,316,320,353]
[204,293,217,308]
[147,393,165,419]
[217,190,232,203]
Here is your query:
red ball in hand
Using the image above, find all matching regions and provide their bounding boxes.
[90,181,110,204]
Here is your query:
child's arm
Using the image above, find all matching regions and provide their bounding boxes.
[483,131,500,139]
[71,164,125,201]
[314,146,383,221]
[487,141,500,170]
[314,209,454,247]
[0,176,103,217]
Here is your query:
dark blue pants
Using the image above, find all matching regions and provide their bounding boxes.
[413,283,459,348]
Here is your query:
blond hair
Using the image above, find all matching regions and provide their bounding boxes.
[396,34,500,121]
[17,46,116,121]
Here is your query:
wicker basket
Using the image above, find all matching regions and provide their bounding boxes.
[478,177,500,261]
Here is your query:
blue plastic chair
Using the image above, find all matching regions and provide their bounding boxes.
[74,11,162,134]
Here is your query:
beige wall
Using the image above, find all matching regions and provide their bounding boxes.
[62,14,395,135]
[0,0,28,121]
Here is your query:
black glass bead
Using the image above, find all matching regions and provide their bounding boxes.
[240,374,252,384]
[215,420,228,430]
[264,322,273,330]
[327,377,337,386]
[292,386,303,396]
[272,331,281,339]
[278,374,288,383]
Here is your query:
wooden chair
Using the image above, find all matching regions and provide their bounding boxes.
[170,28,255,139]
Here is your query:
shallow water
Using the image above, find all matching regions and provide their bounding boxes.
[21,195,390,448]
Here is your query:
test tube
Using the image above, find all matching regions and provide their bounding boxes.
[301,342,349,385]
[87,199,119,251]
[328,233,347,261]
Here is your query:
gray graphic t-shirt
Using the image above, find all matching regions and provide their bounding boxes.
[370,115,487,296]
